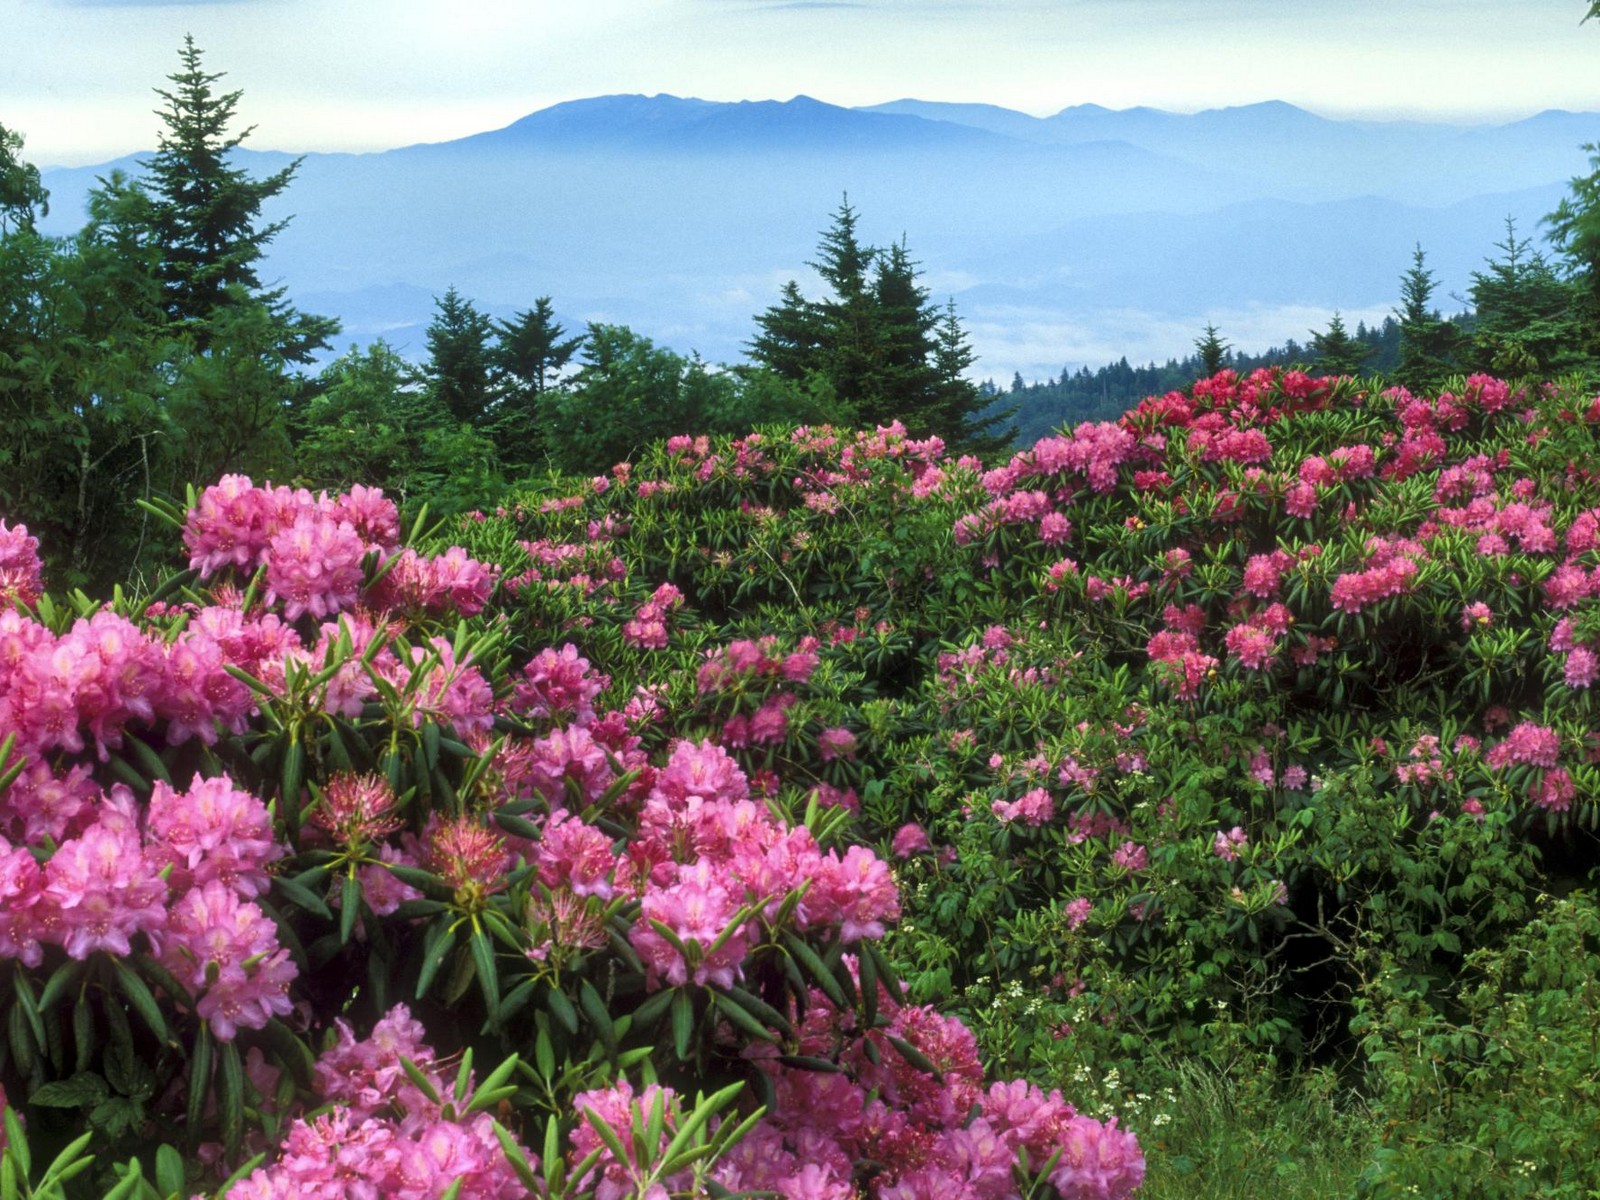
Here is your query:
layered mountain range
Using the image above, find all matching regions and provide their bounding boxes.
[37,94,1598,380]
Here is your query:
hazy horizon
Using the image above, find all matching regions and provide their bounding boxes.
[8,0,1597,166]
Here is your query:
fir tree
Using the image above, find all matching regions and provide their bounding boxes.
[137,36,335,359]
[1469,217,1589,377]
[489,298,583,465]
[1309,312,1369,376]
[748,198,998,455]
[1547,143,1600,366]
[1194,324,1231,376]
[493,298,584,400]
[749,281,825,383]
[1395,244,1458,393]
[424,287,495,426]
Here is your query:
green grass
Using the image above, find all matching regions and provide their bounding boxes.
[1135,1062,1380,1200]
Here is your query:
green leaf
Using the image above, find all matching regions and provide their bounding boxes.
[400,1055,442,1106]
[37,957,86,1011]
[713,991,778,1042]
[3,1107,28,1180]
[546,986,580,1035]
[339,871,362,944]
[187,1026,213,1145]
[781,933,846,1009]
[156,1144,185,1197]
[578,979,617,1059]
[466,1054,520,1115]
[415,917,459,999]
[218,1040,245,1156]
[671,988,695,1061]
[110,958,168,1041]
[469,920,501,1016]
[29,1072,109,1108]
[272,872,332,920]
[887,1033,943,1082]
[493,1119,543,1191]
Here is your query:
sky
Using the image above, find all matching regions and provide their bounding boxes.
[5,0,1599,167]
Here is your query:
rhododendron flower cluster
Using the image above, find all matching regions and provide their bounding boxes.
[1484,721,1562,770]
[1329,537,1425,614]
[229,1006,535,1200]
[623,580,686,648]
[992,786,1056,827]
[0,773,290,1039]
[0,520,43,608]
[511,642,612,724]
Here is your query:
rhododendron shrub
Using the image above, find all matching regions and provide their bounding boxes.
[0,466,1140,1200]
[442,374,1600,1121]
[10,367,1600,1194]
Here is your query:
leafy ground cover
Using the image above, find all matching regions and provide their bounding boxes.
[3,366,1600,1197]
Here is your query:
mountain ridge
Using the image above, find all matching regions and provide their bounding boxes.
[34,93,1596,382]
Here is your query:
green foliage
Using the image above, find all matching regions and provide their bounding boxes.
[425,286,496,426]
[137,37,335,361]
[0,123,47,235]
[1194,324,1231,376]
[1308,312,1369,377]
[1354,893,1600,1198]
[539,325,840,476]
[749,197,1011,454]
[1395,244,1461,392]
[1468,217,1592,379]
[489,298,584,468]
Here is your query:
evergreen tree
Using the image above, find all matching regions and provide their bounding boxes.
[1395,244,1458,392]
[542,324,730,473]
[489,298,583,468]
[932,300,1016,458]
[1309,312,1369,376]
[748,281,825,383]
[807,198,882,414]
[0,162,170,586]
[137,36,335,359]
[1547,142,1600,366]
[748,198,998,455]
[1195,324,1231,375]
[424,287,495,426]
[1469,217,1589,377]
[867,239,941,420]
[493,298,583,400]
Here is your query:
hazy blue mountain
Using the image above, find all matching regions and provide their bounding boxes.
[36,93,1598,380]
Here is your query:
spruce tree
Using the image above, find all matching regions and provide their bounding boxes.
[424,287,495,426]
[1395,245,1458,393]
[933,300,1016,457]
[493,298,583,401]
[1469,217,1588,377]
[488,297,583,467]
[1194,324,1231,376]
[1545,146,1600,367]
[748,198,999,455]
[749,281,825,382]
[1309,312,1368,376]
[138,36,335,359]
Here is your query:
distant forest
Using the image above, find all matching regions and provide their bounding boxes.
[987,312,1455,444]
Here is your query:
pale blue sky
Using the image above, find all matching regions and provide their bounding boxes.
[6,0,1598,164]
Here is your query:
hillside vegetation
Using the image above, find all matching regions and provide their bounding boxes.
[5,30,1600,1200]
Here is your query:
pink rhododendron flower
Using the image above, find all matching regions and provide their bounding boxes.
[992,787,1056,827]
[1213,826,1248,862]
[512,643,611,725]
[0,521,43,609]
[892,823,932,858]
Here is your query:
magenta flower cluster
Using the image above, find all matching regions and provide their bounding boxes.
[0,774,291,1040]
